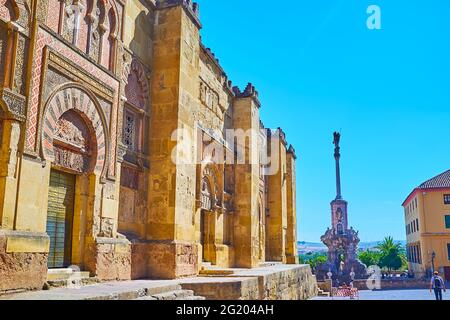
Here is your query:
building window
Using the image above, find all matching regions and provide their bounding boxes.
[444,194,450,205]
[123,111,136,150]
[448,244,450,260]
[445,215,450,229]
[416,245,419,263]
[416,218,419,232]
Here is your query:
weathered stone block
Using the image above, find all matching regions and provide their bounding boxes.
[146,240,197,279]
[0,231,49,292]
[85,238,132,281]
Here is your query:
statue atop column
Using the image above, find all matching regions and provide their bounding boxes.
[316,132,367,284]
[333,132,342,200]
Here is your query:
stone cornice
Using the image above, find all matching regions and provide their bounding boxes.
[156,0,202,29]
[199,44,234,96]
[287,144,297,160]
[277,127,287,146]
[232,83,261,108]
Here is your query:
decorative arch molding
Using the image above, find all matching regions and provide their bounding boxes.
[124,58,149,110]
[40,83,109,179]
[200,162,223,210]
[0,0,19,22]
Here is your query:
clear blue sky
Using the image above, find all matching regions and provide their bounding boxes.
[196,0,450,242]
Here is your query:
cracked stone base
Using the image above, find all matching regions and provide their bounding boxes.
[147,240,198,279]
[0,232,49,292]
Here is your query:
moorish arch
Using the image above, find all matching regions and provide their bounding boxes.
[200,162,223,207]
[198,162,224,263]
[124,58,149,110]
[41,83,109,178]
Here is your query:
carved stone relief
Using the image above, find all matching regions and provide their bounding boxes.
[125,59,149,110]
[53,110,92,173]
[13,34,28,95]
[42,85,107,177]
[199,80,222,120]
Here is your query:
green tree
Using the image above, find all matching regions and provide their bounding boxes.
[379,248,403,271]
[358,250,380,267]
[376,236,403,256]
[376,236,405,272]
[299,252,327,271]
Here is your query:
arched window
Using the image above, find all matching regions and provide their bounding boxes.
[122,59,149,158]
[104,7,117,70]
[201,177,213,211]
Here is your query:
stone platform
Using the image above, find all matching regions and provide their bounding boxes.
[0,264,318,300]
[183,264,317,300]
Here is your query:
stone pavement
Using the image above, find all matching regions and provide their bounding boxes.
[0,280,183,300]
[0,264,318,300]
[312,289,450,301]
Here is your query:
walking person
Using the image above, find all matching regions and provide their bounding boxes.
[430,271,446,301]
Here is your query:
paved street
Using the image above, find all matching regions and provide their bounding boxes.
[312,289,450,300]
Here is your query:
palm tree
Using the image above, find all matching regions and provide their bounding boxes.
[376,236,405,273]
[376,236,403,255]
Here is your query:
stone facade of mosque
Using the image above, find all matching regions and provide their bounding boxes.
[0,0,301,293]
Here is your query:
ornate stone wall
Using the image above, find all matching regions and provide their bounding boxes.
[0,0,301,293]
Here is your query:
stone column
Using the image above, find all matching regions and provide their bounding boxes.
[232,85,261,268]
[0,119,50,292]
[146,1,201,278]
[266,128,288,263]
[0,119,21,228]
[285,145,298,264]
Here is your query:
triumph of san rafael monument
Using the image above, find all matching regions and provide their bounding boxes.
[316,132,367,283]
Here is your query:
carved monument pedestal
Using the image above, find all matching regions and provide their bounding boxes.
[316,132,367,284]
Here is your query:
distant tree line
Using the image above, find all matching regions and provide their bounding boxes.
[299,236,407,273]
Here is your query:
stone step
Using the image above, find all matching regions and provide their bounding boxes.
[152,289,194,300]
[317,289,330,297]
[47,269,91,281]
[199,269,234,276]
[135,296,158,301]
[178,296,206,300]
[134,289,205,301]
[46,269,98,289]
[45,277,99,289]
[146,284,182,296]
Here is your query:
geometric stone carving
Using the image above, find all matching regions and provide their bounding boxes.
[200,164,222,210]
[41,85,108,176]
[125,58,149,110]
[200,177,213,211]
[1,88,27,120]
[53,110,91,173]
[199,80,222,119]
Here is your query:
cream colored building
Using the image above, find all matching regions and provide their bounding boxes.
[0,0,299,293]
[402,170,450,280]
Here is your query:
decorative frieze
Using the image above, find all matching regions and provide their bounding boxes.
[13,34,28,95]
[0,88,27,120]
[199,80,223,120]
[124,58,150,110]
[53,144,89,173]
[48,51,115,99]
